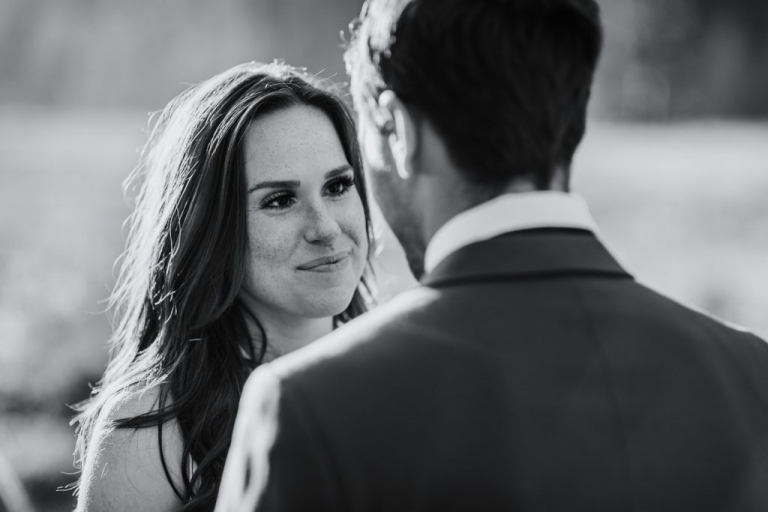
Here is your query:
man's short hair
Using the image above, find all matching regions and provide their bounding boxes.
[345,0,603,189]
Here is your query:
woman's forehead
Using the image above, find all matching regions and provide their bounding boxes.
[243,105,348,183]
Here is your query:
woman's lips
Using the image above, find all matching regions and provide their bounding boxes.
[297,251,351,272]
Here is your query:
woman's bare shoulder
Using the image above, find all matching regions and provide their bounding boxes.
[75,385,186,512]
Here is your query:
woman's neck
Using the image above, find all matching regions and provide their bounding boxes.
[245,307,334,363]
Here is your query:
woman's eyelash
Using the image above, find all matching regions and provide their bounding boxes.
[326,176,355,197]
[261,192,296,210]
[259,176,355,211]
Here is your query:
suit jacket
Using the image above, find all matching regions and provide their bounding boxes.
[218,229,768,512]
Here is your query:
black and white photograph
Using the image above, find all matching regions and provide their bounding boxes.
[0,1,767,511]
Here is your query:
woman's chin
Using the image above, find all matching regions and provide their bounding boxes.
[292,287,359,319]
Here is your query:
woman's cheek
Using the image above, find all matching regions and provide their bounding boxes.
[246,214,296,270]
[344,193,368,255]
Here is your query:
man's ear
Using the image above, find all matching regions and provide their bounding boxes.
[378,90,418,180]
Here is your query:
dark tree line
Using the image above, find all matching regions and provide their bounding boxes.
[0,0,765,118]
[630,0,768,118]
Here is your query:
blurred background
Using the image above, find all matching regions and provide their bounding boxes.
[0,0,766,510]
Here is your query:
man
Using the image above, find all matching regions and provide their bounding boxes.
[216,1,768,510]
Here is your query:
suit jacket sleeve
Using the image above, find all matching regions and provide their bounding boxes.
[215,365,343,512]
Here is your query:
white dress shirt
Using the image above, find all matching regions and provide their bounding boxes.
[424,191,599,274]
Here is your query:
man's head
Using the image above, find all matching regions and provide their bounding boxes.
[345,0,603,276]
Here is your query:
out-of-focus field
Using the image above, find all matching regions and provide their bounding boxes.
[0,106,766,510]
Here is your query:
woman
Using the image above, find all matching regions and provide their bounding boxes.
[71,61,375,511]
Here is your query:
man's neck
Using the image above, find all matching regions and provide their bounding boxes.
[420,174,566,250]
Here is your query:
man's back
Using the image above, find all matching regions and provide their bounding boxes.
[222,230,768,511]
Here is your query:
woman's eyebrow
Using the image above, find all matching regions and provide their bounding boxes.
[248,180,300,194]
[248,165,353,194]
[325,164,353,179]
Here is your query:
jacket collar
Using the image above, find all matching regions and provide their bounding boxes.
[424,192,598,274]
[421,228,632,288]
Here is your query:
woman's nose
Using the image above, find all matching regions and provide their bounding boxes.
[303,202,342,245]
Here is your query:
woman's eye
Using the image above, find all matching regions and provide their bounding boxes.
[262,194,296,210]
[326,176,355,197]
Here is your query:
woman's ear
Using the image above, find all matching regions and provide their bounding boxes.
[378,90,418,180]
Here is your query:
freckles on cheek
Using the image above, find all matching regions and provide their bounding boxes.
[246,218,297,281]
[341,198,368,250]
[244,223,299,309]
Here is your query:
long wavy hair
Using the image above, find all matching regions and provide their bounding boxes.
[71,62,375,511]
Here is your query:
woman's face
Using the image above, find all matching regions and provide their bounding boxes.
[241,104,368,320]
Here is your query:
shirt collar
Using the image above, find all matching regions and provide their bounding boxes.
[424,191,599,274]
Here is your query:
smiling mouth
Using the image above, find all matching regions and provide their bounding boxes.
[297,251,351,271]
